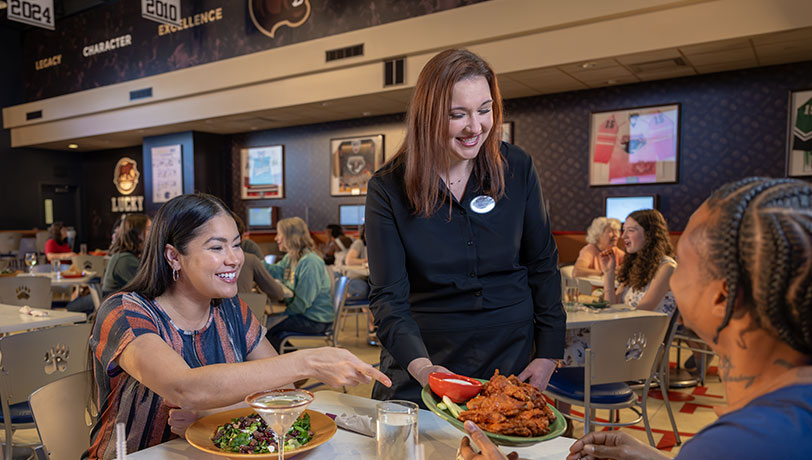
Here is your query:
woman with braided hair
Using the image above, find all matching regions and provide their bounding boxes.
[565,177,812,460]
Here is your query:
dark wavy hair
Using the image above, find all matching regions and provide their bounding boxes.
[326,224,345,239]
[617,209,674,291]
[48,221,67,245]
[699,177,812,354]
[124,193,232,299]
[109,214,149,256]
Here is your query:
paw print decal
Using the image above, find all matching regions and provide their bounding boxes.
[83,261,93,270]
[43,344,71,374]
[625,332,647,361]
[16,285,31,300]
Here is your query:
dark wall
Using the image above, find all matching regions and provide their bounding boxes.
[229,114,404,232]
[0,26,84,236]
[228,60,812,232]
[193,131,231,201]
[81,146,144,250]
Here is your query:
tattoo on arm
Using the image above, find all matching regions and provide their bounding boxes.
[773,359,794,369]
[719,355,756,388]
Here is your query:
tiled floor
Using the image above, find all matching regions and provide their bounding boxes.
[9,313,724,458]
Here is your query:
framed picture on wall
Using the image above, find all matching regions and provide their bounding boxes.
[241,145,285,199]
[589,103,680,186]
[330,134,384,196]
[501,121,514,144]
[787,88,812,177]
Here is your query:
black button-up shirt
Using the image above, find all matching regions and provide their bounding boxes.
[365,143,566,369]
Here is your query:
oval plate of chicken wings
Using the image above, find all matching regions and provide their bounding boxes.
[421,370,566,447]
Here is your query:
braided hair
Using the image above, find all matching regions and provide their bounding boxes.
[702,177,812,355]
[617,209,674,290]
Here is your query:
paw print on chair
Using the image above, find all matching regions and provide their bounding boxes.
[83,261,93,271]
[15,285,31,300]
[43,344,71,374]
[625,332,647,361]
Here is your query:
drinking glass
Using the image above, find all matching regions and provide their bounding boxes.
[376,400,418,460]
[245,389,314,460]
[24,252,38,274]
[51,259,62,278]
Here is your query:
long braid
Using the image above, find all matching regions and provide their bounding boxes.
[705,178,812,354]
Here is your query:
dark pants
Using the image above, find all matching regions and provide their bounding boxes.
[266,314,331,350]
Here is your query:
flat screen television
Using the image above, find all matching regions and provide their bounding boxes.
[246,205,278,230]
[605,195,657,223]
[339,204,365,227]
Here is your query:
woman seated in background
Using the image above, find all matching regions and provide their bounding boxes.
[572,217,624,277]
[232,213,285,302]
[345,224,367,266]
[600,209,676,316]
[264,217,334,350]
[87,194,389,459]
[44,221,77,262]
[566,177,812,460]
[101,214,151,298]
[323,223,353,266]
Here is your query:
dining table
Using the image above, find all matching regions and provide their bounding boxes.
[0,302,86,334]
[127,390,576,459]
[333,263,370,280]
[564,304,667,329]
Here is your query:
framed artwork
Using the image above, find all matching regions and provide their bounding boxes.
[241,145,285,199]
[330,134,384,196]
[787,88,812,177]
[151,144,183,203]
[501,121,514,144]
[589,103,680,186]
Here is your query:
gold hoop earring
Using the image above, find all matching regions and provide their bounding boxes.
[172,268,179,281]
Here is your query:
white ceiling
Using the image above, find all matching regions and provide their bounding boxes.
[46,25,812,152]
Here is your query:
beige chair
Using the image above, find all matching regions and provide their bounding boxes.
[34,232,49,255]
[29,371,96,460]
[240,291,269,324]
[70,255,107,276]
[544,315,669,435]
[0,276,52,309]
[559,264,593,296]
[0,233,22,256]
[0,323,92,460]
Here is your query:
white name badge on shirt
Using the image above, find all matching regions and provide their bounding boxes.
[470,195,496,214]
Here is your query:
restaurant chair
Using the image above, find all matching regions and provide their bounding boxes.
[640,311,683,446]
[278,276,350,354]
[29,371,96,460]
[559,264,593,295]
[544,315,669,436]
[34,232,49,256]
[0,276,52,309]
[673,327,716,386]
[0,323,92,460]
[240,291,269,325]
[70,255,107,277]
[0,233,22,257]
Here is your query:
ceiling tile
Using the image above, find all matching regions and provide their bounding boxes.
[559,58,619,74]
[694,59,762,74]
[751,26,812,46]
[684,47,757,66]
[636,67,697,81]
[680,38,751,56]
[615,48,682,66]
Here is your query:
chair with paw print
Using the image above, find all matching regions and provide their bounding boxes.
[543,315,669,436]
[0,276,52,309]
[0,322,92,459]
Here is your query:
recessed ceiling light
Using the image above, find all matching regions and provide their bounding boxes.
[581,62,597,69]
[67,143,79,149]
[0,1,8,9]
[321,102,330,107]
[362,111,372,116]
[606,79,618,85]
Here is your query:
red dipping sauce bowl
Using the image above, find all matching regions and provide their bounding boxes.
[428,372,482,403]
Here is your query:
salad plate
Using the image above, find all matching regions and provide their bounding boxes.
[421,378,567,447]
[186,407,336,459]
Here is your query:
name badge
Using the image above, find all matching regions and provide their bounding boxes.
[470,195,495,214]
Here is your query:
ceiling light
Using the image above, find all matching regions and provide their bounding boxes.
[581,62,597,69]
[250,126,258,130]
[606,79,618,85]
[0,2,7,10]
[321,102,330,107]
[362,111,372,116]
[67,143,79,149]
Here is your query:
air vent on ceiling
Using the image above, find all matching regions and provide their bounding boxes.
[627,57,687,74]
[26,110,42,121]
[384,57,405,86]
[130,87,153,101]
[326,44,364,62]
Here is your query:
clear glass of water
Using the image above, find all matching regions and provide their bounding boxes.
[376,400,418,460]
[51,259,61,278]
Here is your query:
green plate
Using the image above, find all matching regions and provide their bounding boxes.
[421,378,566,447]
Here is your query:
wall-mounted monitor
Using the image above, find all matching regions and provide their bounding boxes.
[605,195,657,223]
[339,204,365,227]
[246,205,278,230]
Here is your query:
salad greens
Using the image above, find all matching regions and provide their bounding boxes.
[212,412,313,454]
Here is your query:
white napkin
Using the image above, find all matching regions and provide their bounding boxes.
[335,413,376,437]
[19,305,49,317]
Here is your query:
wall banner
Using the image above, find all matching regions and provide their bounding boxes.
[8,0,54,30]
[142,0,182,27]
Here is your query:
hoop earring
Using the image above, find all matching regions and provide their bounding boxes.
[172,268,179,281]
